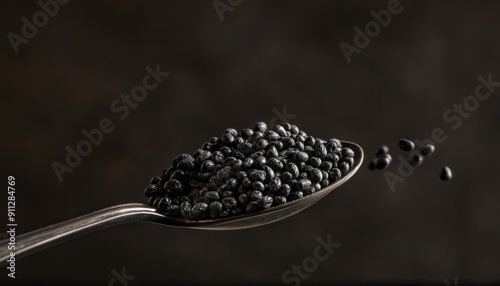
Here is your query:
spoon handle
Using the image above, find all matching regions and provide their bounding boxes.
[0,203,162,265]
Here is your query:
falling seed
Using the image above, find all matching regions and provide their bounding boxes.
[420,144,435,156]
[439,166,452,181]
[375,157,391,170]
[399,139,415,151]
[375,145,389,156]
[409,154,424,166]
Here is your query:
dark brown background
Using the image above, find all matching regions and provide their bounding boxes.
[1,0,499,285]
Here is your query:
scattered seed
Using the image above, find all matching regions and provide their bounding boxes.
[409,154,424,166]
[439,166,452,181]
[375,145,389,156]
[420,144,435,156]
[399,139,415,151]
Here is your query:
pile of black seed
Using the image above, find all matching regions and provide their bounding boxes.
[144,122,356,219]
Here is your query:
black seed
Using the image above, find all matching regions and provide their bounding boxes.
[281,137,295,149]
[304,146,314,153]
[229,159,243,172]
[248,131,264,144]
[280,172,293,183]
[294,141,305,151]
[286,163,300,178]
[236,171,247,181]
[376,145,389,156]
[231,208,242,216]
[266,145,279,158]
[238,193,249,205]
[173,154,193,167]
[375,157,390,170]
[290,125,299,135]
[241,157,254,170]
[166,204,180,217]
[380,153,392,162]
[212,151,224,164]
[269,176,281,193]
[342,148,354,157]
[250,190,263,201]
[297,179,312,191]
[338,161,350,174]
[330,168,342,181]
[233,150,245,160]
[343,157,355,168]
[278,184,291,196]
[310,168,323,183]
[320,179,329,188]
[191,202,208,218]
[221,133,234,145]
[325,153,339,163]
[254,121,267,133]
[222,197,237,209]
[315,144,327,159]
[242,178,252,189]
[297,172,308,180]
[420,144,435,156]
[180,201,192,218]
[237,142,254,155]
[255,138,269,151]
[252,181,265,192]
[200,160,215,172]
[260,196,274,209]
[219,146,232,157]
[224,128,238,137]
[164,179,183,193]
[209,201,223,214]
[241,128,254,139]
[249,169,266,181]
[329,138,342,148]
[294,152,309,163]
[274,196,287,205]
[204,191,220,202]
[232,137,244,148]
[304,136,315,147]
[399,139,415,151]
[150,176,161,185]
[246,201,260,213]
[289,191,304,201]
[273,125,288,137]
[144,184,159,197]
[262,165,275,183]
[308,157,322,168]
[439,166,452,181]
[319,161,333,172]
[267,157,284,171]
[265,131,280,141]
[253,156,267,168]
[409,154,424,166]
[177,157,195,171]
[268,140,284,151]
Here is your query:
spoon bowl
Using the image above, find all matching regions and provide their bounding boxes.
[0,141,362,264]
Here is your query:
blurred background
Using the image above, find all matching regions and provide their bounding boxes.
[1,0,499,285]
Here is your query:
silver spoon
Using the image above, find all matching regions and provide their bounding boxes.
[0,141,363,265]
